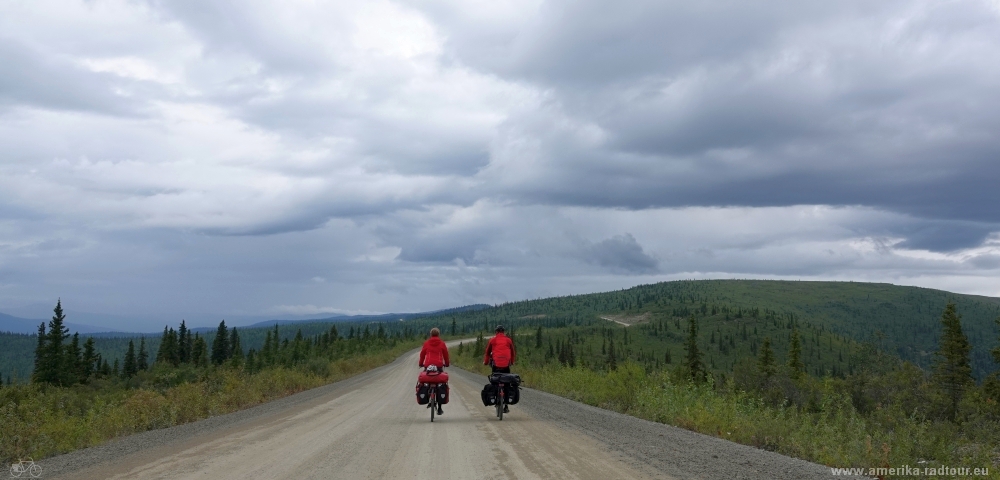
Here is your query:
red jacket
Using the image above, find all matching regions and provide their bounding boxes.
[419,337,449,368]
[483,333,515,368]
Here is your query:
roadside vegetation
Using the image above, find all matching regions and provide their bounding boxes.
[453,302,1000,475]
[0,301,421,463]
[4,279,1000,473]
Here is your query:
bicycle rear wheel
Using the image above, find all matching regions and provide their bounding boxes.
[496,384,504,421]
[430,393,436,422]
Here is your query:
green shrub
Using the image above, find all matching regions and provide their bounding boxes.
[452,353,1000,473]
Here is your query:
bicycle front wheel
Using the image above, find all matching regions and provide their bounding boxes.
[28,464,41,478]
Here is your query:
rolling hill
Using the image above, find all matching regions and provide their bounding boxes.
[3,281,999,383]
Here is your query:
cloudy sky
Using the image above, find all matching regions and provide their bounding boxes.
[2,0,1000,329]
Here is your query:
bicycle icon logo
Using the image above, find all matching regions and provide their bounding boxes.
[9,458,41,478]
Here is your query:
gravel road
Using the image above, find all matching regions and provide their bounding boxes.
[38,345,860,479]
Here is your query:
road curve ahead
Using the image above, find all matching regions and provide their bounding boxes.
[47,345,851,480]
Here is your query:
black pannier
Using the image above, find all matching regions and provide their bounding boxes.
[415,383,431,405]
[481,383,497,406]
[489,373,521,386]
[436,383,450,404]
[505,384,520,405]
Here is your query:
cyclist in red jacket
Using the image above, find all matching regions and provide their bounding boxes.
[420,327,450,371]
[419,328,450,416]
[483,325,515,373]
[484,325,516,413]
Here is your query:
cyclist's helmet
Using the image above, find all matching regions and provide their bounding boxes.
[495,325,505,333]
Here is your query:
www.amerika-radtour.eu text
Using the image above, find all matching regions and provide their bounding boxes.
[830,465,989,477]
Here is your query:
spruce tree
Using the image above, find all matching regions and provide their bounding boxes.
[451,319,457,336]
[178,320,190,363]
[536,326,543,349]
[473,332,484,358]
[123,340,138,378]
[94,353,104,378]
[155,326,181,366]
[788,327,805,379]
[211,320,230,365]
[112,358,120,377]
[65,333,83,386]
[42,300,70,385]
[32,322,47,384]
[137,337,149,371]
[192,334,208,367]
[82,337,97,382]
[992,316,1000,367]
[262,331,273,365]
[168,328,180,366]
[758,337,777,378]
[272,324,281,361]
[229,327,243,365]
[155,326,169,364]
[933,302,973,421]
[685,315,705,383]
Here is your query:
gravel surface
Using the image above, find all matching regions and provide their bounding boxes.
[36,345,865,479]
[40,353,408,479]
[449,368,864,480]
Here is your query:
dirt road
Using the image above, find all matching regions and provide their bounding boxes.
[45,346,852,479]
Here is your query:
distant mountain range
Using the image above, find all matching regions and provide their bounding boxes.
[0,312,126,335]
[243,303,491,328]
[0,304,491,336]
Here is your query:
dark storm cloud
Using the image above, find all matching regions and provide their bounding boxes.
[397,239,477,264]
[889,222,996,252]
[450,0,1000,251]
[968,253,1000,270]
[584,234,659,274]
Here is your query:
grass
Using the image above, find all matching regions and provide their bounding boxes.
[0,340,420,463]
[452,351,1000,478]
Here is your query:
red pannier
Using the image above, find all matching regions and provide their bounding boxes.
[436,383,450,404]
[418,370,449,384]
